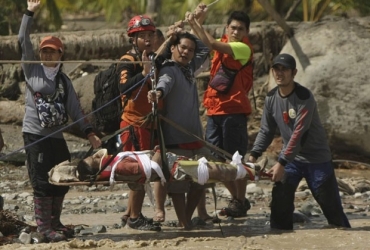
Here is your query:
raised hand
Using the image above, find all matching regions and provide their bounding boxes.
[186,11,201,34]
[193,3,208,24]
[88,134,102,149]
[166,20,185,41]
[27,0,41,12]
[141,50,150,76]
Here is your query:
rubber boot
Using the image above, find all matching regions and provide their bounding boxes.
[52,196,75,238]
[34,197,67,242]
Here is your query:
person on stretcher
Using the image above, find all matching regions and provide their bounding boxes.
[76,147,268,230]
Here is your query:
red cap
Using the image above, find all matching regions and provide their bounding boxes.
[39,36,64,52]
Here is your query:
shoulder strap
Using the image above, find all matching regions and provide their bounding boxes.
[118,53,138,108]
[25,73,67,98]
[239,58,252,71]
[224,56,256,110]
[119,52,137,71]
[25,82,35,95]
[58,72,69,102]
[237,58,257,110]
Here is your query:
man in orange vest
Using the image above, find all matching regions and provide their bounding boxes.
[188,6,254,218]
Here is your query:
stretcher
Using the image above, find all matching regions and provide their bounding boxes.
[48,149,265,187]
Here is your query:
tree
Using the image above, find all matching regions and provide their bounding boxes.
[0,0,25,35]
[0,0,75,35]
[1,0,370,36]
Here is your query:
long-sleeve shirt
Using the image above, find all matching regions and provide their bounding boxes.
[156,38,209,145]
[250,82,332,165]
[117,52,164,128]
[19,14,92,138]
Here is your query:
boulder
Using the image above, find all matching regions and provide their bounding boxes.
[268,16,370,156]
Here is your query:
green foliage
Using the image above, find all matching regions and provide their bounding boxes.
[0,0,26,35]
[272,0,370,22]
[334,0,370,16]
[68,0,147,22]
[43,0,63,30]
[1,0,370,36]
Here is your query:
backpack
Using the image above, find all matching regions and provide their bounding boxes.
[92,54,136,134]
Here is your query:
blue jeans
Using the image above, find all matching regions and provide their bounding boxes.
[205,114,248,159]
[270,160,351,229]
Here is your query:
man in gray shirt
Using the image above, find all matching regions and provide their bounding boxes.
[148,31,211,229]
[248,53,350,230]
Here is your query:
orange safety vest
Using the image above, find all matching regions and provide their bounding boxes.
[119,53,162,128]
[203,35,253,116]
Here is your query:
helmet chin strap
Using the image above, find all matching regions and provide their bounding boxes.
[132,34,143,62]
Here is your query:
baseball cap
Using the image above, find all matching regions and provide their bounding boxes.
[272,53,296,69]
[39,36,64,52]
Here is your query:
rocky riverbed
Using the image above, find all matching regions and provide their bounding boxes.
[0,157,370,249]
[1,125,370,249]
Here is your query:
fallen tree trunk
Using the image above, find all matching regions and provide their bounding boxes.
[0,23,293,61]
[0,29,131,61]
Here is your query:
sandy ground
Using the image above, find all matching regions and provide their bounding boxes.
[0,128,369,249]
[0,127,370,249]
[0,172,369,250]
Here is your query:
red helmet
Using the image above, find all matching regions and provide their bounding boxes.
[127,15,156,36]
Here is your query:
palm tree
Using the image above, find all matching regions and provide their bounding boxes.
[300,0,370,21]
[2,0,370,36]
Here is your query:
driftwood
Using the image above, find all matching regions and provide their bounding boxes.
[257,0,294,37]
[0,23,293,61]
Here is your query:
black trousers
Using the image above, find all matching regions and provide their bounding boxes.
[23,132,70,197]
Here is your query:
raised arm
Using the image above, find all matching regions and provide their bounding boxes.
[19,0,41,77]
[186,5,233,55]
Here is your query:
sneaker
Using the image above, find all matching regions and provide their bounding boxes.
[127,214,161,232]
[219,198,248,218]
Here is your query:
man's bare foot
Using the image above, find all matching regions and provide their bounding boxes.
[121,214,129,227]
[153,210,165,222]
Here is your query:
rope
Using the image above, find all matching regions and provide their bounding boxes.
[0,60,152,65]
[154,0,222,59]
[0,70,154,162]
[207,0,221,7]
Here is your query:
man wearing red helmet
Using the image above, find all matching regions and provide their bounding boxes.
[117,15,165,231]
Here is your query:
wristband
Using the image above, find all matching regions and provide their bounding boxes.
[26,10,34,17]
[84,127,93,136]
[87,132,96,139]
